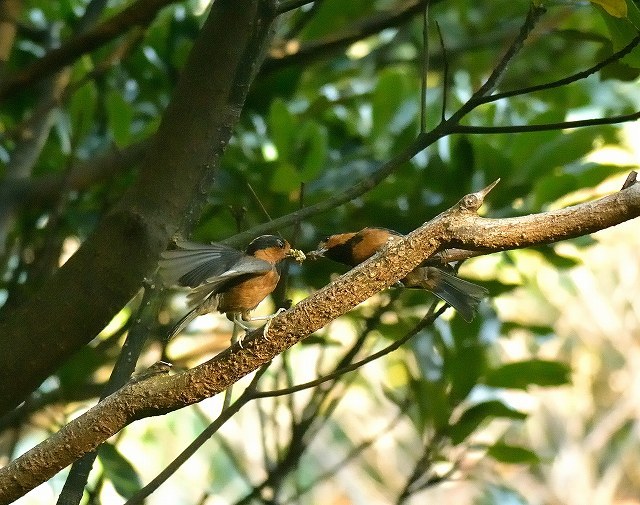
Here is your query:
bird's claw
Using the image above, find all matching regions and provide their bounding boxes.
[263,307,286,340]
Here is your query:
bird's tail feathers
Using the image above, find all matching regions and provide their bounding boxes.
[424,270,488,322]
[166,307,199,341]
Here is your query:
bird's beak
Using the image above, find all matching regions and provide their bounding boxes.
[305,247,326,260]
[287,248,306,263]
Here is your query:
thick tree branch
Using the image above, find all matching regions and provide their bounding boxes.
[0,0,277,415]
[1,178,639,503]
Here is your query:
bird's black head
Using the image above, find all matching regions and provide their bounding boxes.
[245,235,288,256]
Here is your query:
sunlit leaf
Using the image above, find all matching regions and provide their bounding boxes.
[590,0,627,17]
[600,0,640,67]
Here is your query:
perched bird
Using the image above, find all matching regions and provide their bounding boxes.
[308,227,487,322]
[159,235,305,340]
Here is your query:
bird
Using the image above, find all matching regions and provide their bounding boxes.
[307,227,488,322]
[159,235,305,340]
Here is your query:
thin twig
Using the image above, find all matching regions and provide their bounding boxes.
[482,31,640,105]
[445,3,545,128]
[254,303,445,399]
[246,181,273,222]
[264,0,433,74]
[235,297,400,504]
[473,4,545,99]
[435,20,448,122]
[221,5,544,248]
[222,323,242,410]
[0,0,177,100]
[5,179,640,502]
[420,2,430,133]
[450,110,640,134]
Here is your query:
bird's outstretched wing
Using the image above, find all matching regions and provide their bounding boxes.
[159,240,272,289]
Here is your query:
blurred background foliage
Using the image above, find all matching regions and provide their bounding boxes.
[1,0,640,503]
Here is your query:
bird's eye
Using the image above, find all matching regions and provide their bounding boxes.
[277,239,285,248]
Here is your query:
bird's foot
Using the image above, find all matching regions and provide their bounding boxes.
[263,307,287,340]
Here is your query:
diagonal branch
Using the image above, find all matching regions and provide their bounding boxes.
[482,32,640,105]
[1,177,639,503]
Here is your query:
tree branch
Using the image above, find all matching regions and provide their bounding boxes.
[2,177,639,503]
[263,0,433,75]
[482,32,640,104]
[450,110,640,134]
[0,139,150,207]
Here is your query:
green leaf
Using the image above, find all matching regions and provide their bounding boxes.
[445,343,487,403]
[600,0,640,67]
[371,68,412,142]
[300,0,374,39]
[521,127,614,190]
[297,120,328,182]
[106,90,133,147]
[57,346,104,390]
[484,360,571,389]
[98,443,142,499]
[448,400,527,444]
[487,443,540,464]
[590,0,627,17]
[268,98,295,161]
[450,136,475,178]
[68,80,97,139]
[411,379,450,432]
[269,162,303,193]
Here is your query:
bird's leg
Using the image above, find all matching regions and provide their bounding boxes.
[261,308,287,340]
[231,308,287,343]
[236,308,288,340]
[231,313,251,348]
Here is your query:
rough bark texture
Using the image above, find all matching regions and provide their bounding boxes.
[0,0,277,415]
[1,179,639,503]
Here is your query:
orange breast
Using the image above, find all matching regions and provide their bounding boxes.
[217,269,280,314]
